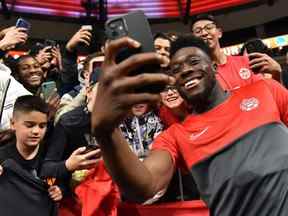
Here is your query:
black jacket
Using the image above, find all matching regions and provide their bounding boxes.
[0,142,57,216]
[41,106,93,185]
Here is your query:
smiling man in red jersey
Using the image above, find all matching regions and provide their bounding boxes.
[91,34,288,216]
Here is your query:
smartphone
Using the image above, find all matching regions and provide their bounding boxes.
[41,81,57,100]
[90,56,104,73]
[81,25,93,31]
[243,39,268,59]
[44,39,57,52]
[105,10,164,93]
[16,18,31,32]
[44,39,57,47]
[84,144,99,154]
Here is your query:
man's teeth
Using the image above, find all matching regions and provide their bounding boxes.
[167,97,177,102]
[185,79,200,89]
[31,75,40,79]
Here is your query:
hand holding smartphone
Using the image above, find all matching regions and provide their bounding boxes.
[83,144,99,154]
[15,18,31,32]
[41,81,57,100]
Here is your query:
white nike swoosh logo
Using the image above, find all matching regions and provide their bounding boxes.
[190,127,209,141]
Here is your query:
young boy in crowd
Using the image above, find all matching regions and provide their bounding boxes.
[0,95,62,213]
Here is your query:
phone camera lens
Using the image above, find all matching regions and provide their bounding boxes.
[110,23,117,29]
[111,31,118,37]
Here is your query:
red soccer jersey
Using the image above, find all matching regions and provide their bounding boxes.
[152,79,288,168]
[159,55,264,128]
[216,55,263,91]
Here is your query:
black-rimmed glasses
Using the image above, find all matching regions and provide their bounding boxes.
[192,23,216,35]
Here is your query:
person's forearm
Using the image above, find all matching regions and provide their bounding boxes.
[61,48,78,83]
[95,128,158,202]
[40,160,71,180]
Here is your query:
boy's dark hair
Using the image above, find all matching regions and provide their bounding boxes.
[190,14,218,31]
[170,34,213,59]
[13,95,49,116]
[154,32,172,42]
[154,32,178,42]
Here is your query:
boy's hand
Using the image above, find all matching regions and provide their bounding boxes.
[91,37,174,136]
[48,185,63,202]
[65,147,101,172]
[0,165,3,176]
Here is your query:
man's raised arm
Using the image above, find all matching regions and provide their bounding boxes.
[91,37,175,202]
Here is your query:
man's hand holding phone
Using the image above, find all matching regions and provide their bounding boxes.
[91,37,173,136]
[65,146,101,172]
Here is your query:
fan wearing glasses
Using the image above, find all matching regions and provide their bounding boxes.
[191,14,282,90]
[159,85,188,128]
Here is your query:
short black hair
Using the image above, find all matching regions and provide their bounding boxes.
[11,55,35,78]
[154,32,178,42]
[154,32,172,42]
[13,95,49,117]
[170,34,213,59]
[190,14,218,31]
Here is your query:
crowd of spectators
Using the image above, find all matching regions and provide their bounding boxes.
[0,12,288,216]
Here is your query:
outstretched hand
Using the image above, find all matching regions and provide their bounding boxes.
[0,27,28,51]
[91,37,175,136]
[66,27,92,52]
[65,147,101,172]
[249,52,282,80]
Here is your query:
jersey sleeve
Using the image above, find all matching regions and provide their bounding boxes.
[151,127,180,167]
[265,79,288,126]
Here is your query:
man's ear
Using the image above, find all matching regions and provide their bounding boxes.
[217,27,223,39]
[10,118,15,130]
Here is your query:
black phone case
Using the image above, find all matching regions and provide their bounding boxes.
[105,10,154,58]
[105,11,164,93]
